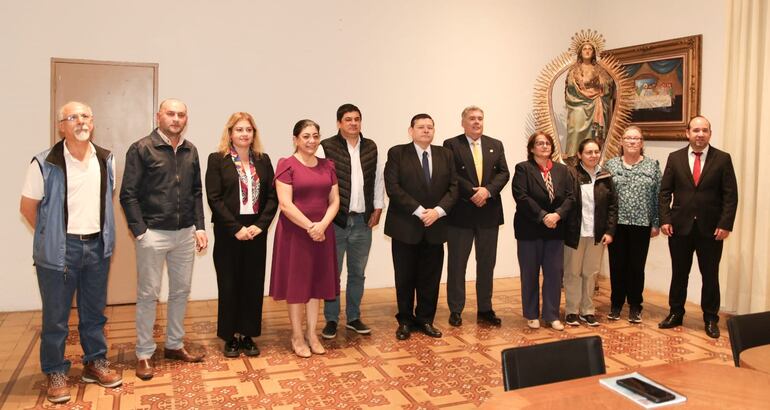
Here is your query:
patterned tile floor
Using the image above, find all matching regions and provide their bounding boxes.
[0,277,734,409]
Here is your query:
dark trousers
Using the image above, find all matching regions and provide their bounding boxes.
[36,236,110,374]
[667,220,723,322]
[213,216,266,340]
[608,224,651,311]
[392,238,444,325]
[517,239,563,322]
[446,225,499,313]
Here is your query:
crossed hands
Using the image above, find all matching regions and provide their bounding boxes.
[542,212,561,229]
[420,208,440,227]
[234,225,263,241]
[307,222,327,242]
[470,187,490,207]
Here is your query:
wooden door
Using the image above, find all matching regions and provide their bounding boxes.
[51,58,157,305]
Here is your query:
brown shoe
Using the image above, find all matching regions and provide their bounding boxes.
[46,373,71,403]
[82,358,123,388]
[135,359,154,380]
[164,347,205,362]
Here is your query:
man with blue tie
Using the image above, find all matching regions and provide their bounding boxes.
[384,114,458,340]
[443,106,510,327]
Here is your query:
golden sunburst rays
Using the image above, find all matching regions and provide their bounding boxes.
[598,53,635,162]
[570,29,606,58]
[531,30,635,164]
[532,51,573,163]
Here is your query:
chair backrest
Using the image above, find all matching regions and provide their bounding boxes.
[501,335,606,391]
[727,310,770,367]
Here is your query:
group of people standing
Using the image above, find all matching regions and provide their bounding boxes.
[513,119,737,336]
[21,99,737,404]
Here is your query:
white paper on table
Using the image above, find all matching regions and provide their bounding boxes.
[599,372,687,408]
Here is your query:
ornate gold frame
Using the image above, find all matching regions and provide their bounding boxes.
[605,35,702,140]
[532,48,634,163]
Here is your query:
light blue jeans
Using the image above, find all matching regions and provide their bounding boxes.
[324,214,371,323]
[135,227,195,360]
[36,236,110,374]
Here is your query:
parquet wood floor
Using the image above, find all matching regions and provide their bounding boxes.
[0,277,734,409]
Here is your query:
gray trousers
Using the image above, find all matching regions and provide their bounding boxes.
[446,224,499,313]
[135,227,196,360]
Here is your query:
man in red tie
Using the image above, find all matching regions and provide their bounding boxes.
[658,116,738,338]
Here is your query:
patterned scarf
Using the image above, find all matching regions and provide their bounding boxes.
[229,145,260,214]
[538,160,555,203]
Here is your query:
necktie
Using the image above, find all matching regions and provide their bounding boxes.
[544,171,555,202]
[472,141,483,185]
[422,151,431,185]
[693,151,702,185]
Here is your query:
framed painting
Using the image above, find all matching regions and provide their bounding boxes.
[604,35,702,140]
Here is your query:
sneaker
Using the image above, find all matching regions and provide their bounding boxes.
[628,309,642,324]
[526,319,540,329]
[81,358,122,388]
[346,319,372,334]
[607,309,621,321]
[549,320,565,331]
[579,314,600,327]
[321,321,337,339]
[46,372,71,403]
[565,314,580,326]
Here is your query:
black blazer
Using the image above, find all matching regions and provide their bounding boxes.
[659,146,738,236]
[443,134,510,228]
[205,152,278,236]
[384,143,458,245]
[512,159,574,240]
[564,163,618,248]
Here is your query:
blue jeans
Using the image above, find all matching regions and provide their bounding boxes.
[36,236,110,374]
[324,214,371,323]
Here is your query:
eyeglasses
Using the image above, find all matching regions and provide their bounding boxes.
[60,113,93,122]
[534,141,552,147]
[623,137,642,142]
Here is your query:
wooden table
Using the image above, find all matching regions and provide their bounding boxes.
[481,362,770,409]
[740,344,770,373]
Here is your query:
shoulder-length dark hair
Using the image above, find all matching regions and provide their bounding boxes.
[526,131,555,161]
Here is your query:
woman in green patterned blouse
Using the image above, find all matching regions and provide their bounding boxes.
[603,126,661,324]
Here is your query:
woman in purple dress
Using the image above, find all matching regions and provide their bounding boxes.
[270,119,340,358]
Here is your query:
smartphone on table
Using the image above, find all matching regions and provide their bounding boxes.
[616,377,676,403]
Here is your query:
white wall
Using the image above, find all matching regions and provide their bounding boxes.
[0,0,727,311]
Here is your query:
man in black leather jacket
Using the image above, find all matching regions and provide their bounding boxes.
[120,98,208,381]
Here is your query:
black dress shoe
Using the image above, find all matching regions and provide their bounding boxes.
[414,323,443,338]
[658,312,684,329]
[705,321,720,339]
[395,324,411,340]
[223,337,240,358]
[240,336,260,356]
[477,310,502,326]
[448,312,462,327]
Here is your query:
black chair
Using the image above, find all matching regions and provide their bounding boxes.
[501,335,606,391]
[726,310,770,367]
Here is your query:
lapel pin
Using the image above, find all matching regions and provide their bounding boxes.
[489,149,494,153]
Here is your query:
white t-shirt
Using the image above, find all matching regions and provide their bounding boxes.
[22,142,115,234]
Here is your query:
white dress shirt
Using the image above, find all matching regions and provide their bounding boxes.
[412,143,446,218]
[315,137,386,213]
[688,144,709,173]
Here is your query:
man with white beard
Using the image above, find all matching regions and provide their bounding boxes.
[20,101,122,404]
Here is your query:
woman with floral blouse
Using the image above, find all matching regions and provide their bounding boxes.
[603,126,661,324]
